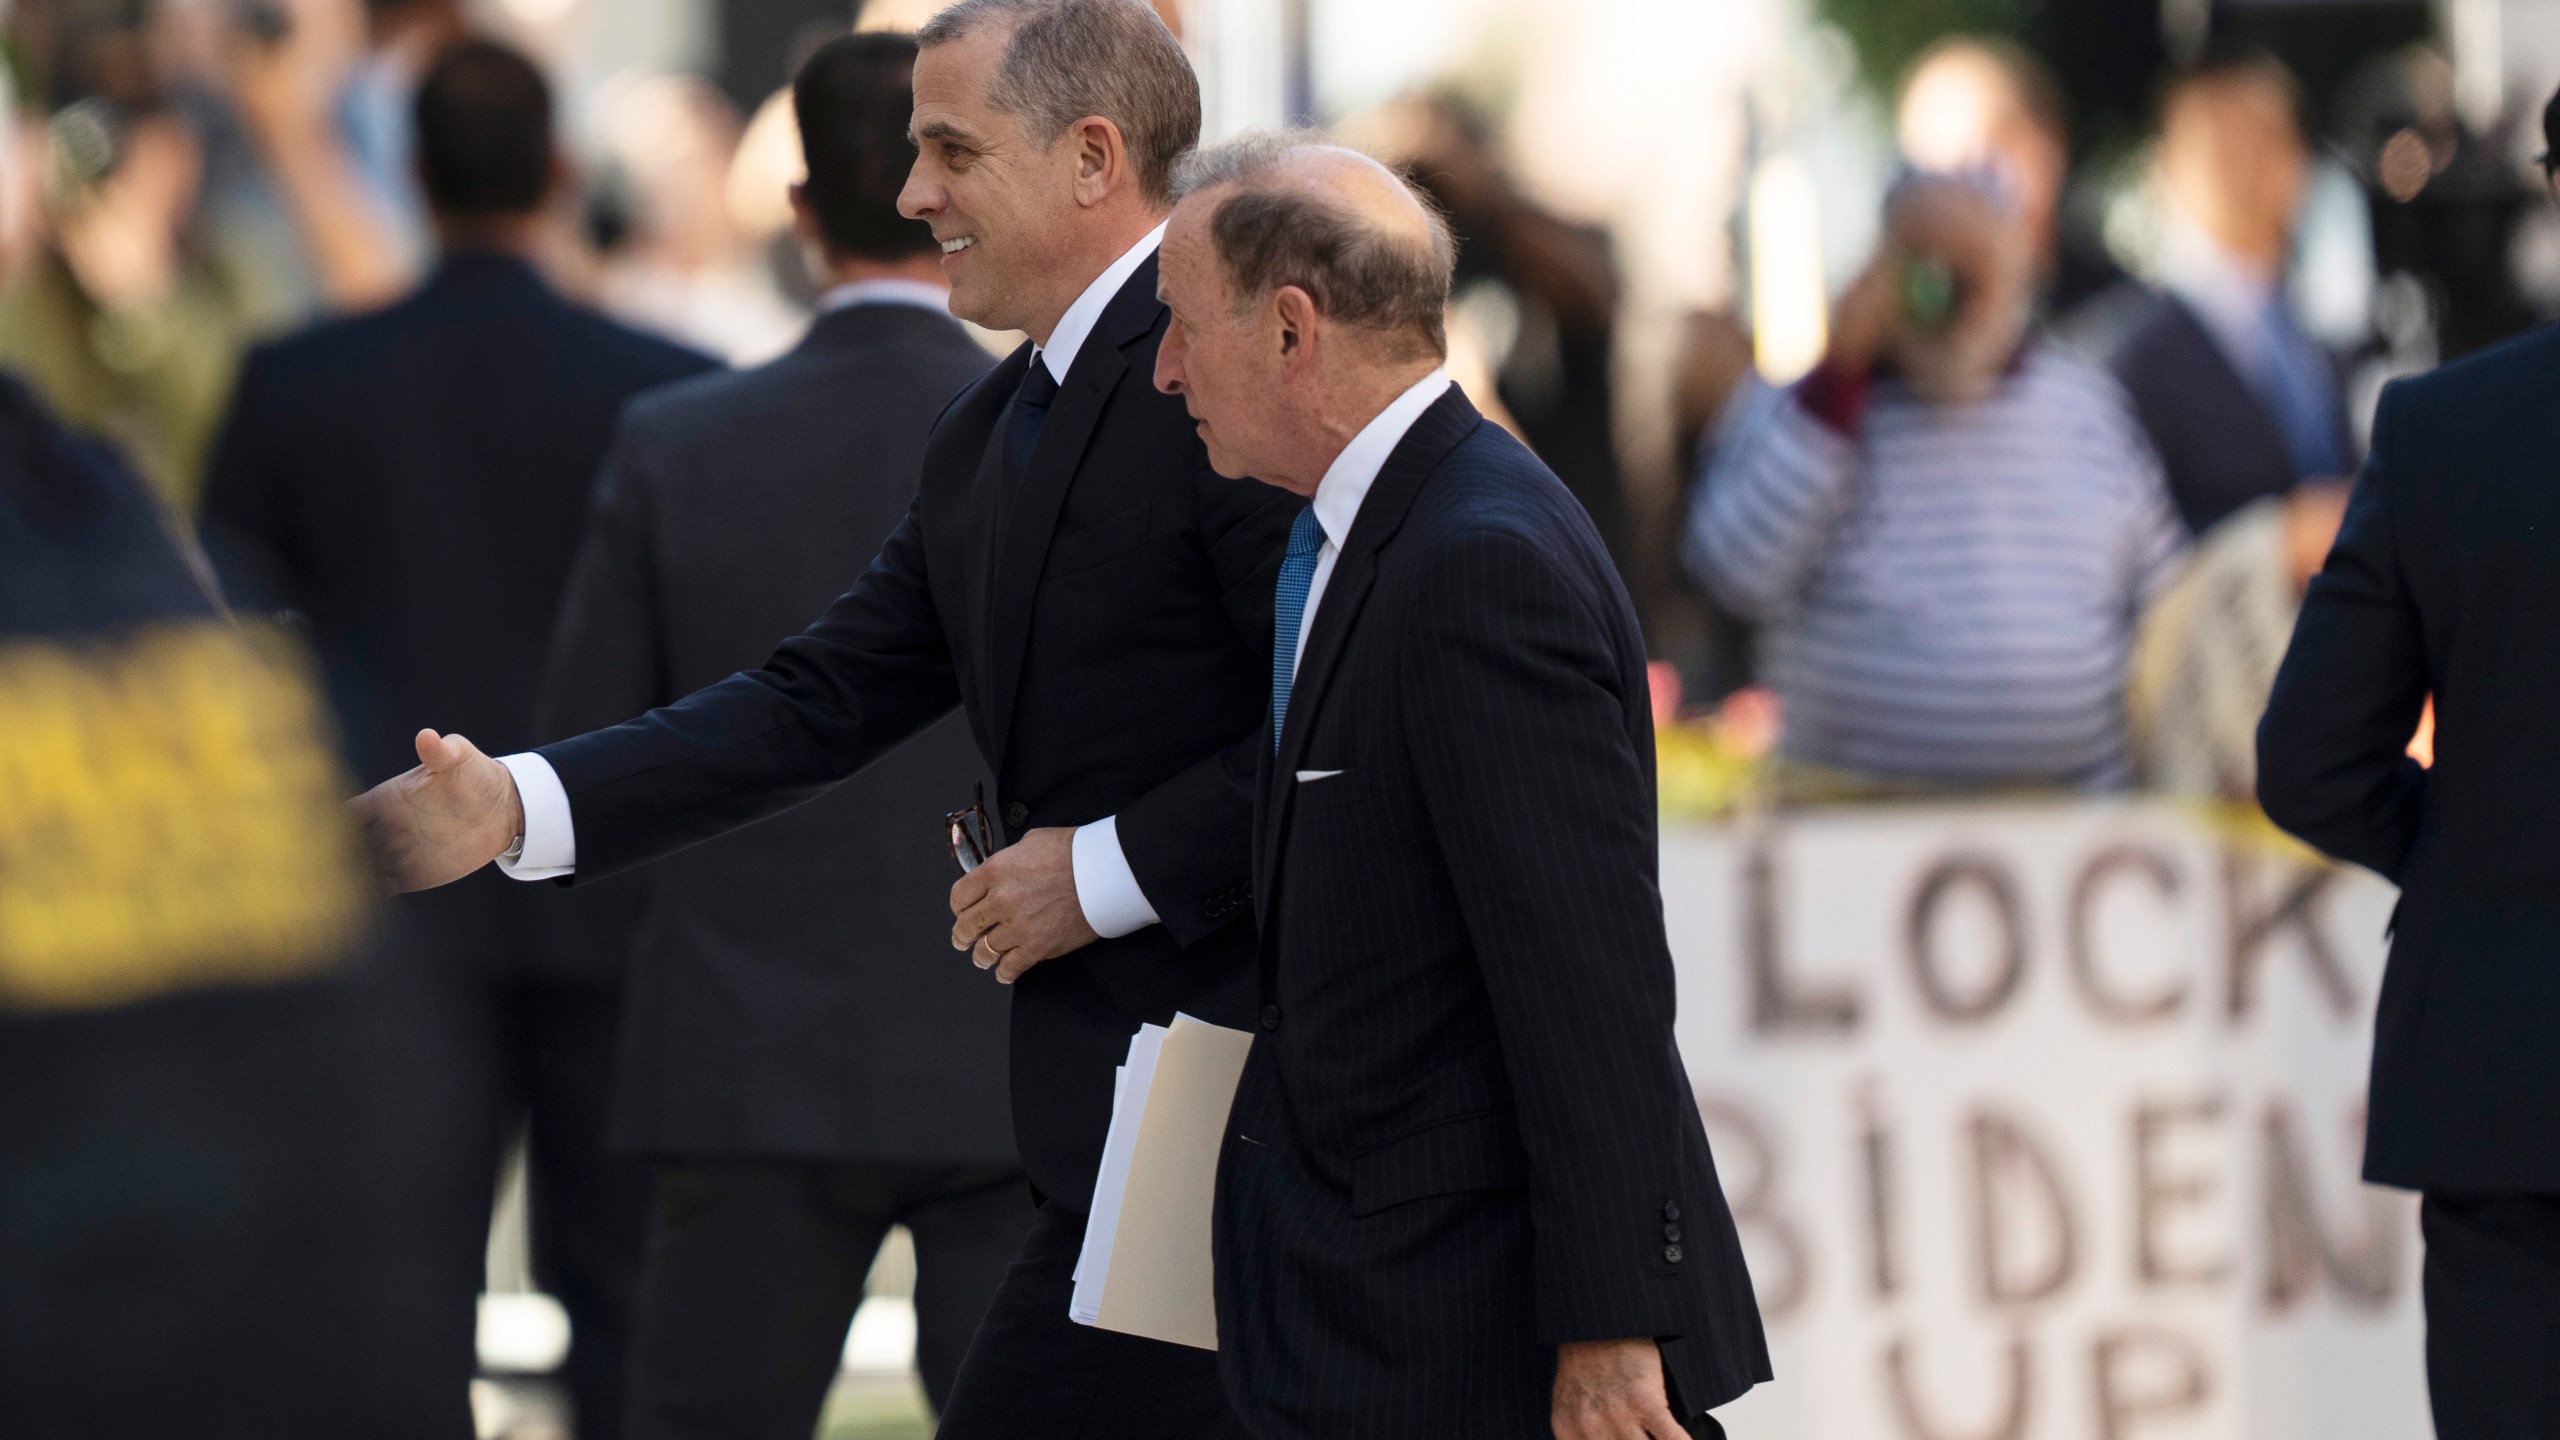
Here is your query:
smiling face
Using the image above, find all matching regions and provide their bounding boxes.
[899,25,1090,336]
[1153,196,1295,487]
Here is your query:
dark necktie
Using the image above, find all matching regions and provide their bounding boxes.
[1270,507,1326,752]
[2253,303,2343,481]
[1006,357,1061,476]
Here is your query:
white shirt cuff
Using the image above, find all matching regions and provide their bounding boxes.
[494,751,576,881]
[1071,814,1160,939]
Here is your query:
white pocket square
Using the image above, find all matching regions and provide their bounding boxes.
[1295,769,1344,782]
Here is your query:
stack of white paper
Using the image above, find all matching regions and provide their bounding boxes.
[1069,1013,1256,1349]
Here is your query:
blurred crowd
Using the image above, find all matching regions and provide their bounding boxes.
[0,0,834,521]
[3,0,2543,820]
[1668,35,2545,811]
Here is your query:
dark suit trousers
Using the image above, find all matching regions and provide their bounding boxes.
[625,1158,1030,1438]
[2423,1193,2560,1438]
[382,886,651,1440]
[934,1202,1250,1440]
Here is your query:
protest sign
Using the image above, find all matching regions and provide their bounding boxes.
[1668,802,2422,1440]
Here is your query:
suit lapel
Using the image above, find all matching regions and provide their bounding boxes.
[2159,297,2298,478]
[984,258,1160,762]
[1255,388,1485,915]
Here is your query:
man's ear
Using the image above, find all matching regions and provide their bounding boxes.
[787,183,821,247]
[1275,286,1318,367]
[1069,115,1130,208]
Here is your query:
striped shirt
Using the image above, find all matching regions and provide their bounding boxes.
[1688,345,2187,788]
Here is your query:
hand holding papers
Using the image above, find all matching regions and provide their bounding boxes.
[1070,1014,1255,1349]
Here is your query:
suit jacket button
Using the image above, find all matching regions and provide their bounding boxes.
[1663,1201,1682,1222]
[1260,1004,1282,1032]
[1663,1244,1684,1264]
[1664,1224,1682,1243]
[1005,801,1030,827]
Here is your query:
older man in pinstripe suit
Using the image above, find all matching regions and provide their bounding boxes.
[1152,136,1770,1440]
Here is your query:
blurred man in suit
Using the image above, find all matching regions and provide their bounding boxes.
[202,40,717,1439]
[1150,136,1769,1440]
[344,3,1296,1435]
[540,34,1018,1438]
[2255,91,2560,1440]
[2086,49,2352,536]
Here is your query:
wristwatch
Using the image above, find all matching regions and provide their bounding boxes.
[498,831,525,864]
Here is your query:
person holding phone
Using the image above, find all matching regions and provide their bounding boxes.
[1686,170,2188,796]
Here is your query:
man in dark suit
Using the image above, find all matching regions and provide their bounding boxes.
[2079,49,2353,536]
[1150,138,1769,1440]
[2256,94,2560,1440]
[347,4,1292,1436]
[202,40,717,1440]
[539,34,1019,1437]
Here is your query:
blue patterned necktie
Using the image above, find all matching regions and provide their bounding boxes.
[1270,507,1325,752]
[2253,303,2343,481]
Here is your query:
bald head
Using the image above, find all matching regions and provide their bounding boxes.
[1155,133,1459,491]
[1169,134,1456,361]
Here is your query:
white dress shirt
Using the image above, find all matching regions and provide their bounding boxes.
[499,226,1178,941]
[2155,215,2284,390]
[1035,223,1164,386]
[1285,369,1455,682]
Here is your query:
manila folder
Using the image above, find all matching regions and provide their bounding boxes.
[1072,1013,1255,1350]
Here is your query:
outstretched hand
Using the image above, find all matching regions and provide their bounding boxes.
[1553,1337,1689,1440]
[351,729,525,892]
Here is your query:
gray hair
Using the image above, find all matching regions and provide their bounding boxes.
[1170,131,1457,360]
[918,0,1200,204]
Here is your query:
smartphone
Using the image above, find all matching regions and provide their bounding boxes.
[1904,252,1976,333]
[1898,255,1963,334]
[48,99,123,201]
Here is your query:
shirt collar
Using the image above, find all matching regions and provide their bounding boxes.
[1309,369,1454,553]
[819,278,952,315]
[1036,223,1167,385]
[2156,215,2281,363]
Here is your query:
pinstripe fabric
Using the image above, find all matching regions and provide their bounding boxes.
[1687,347,2187,787]
[1216,388,1769,1439]
[1270,507,1325,751]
